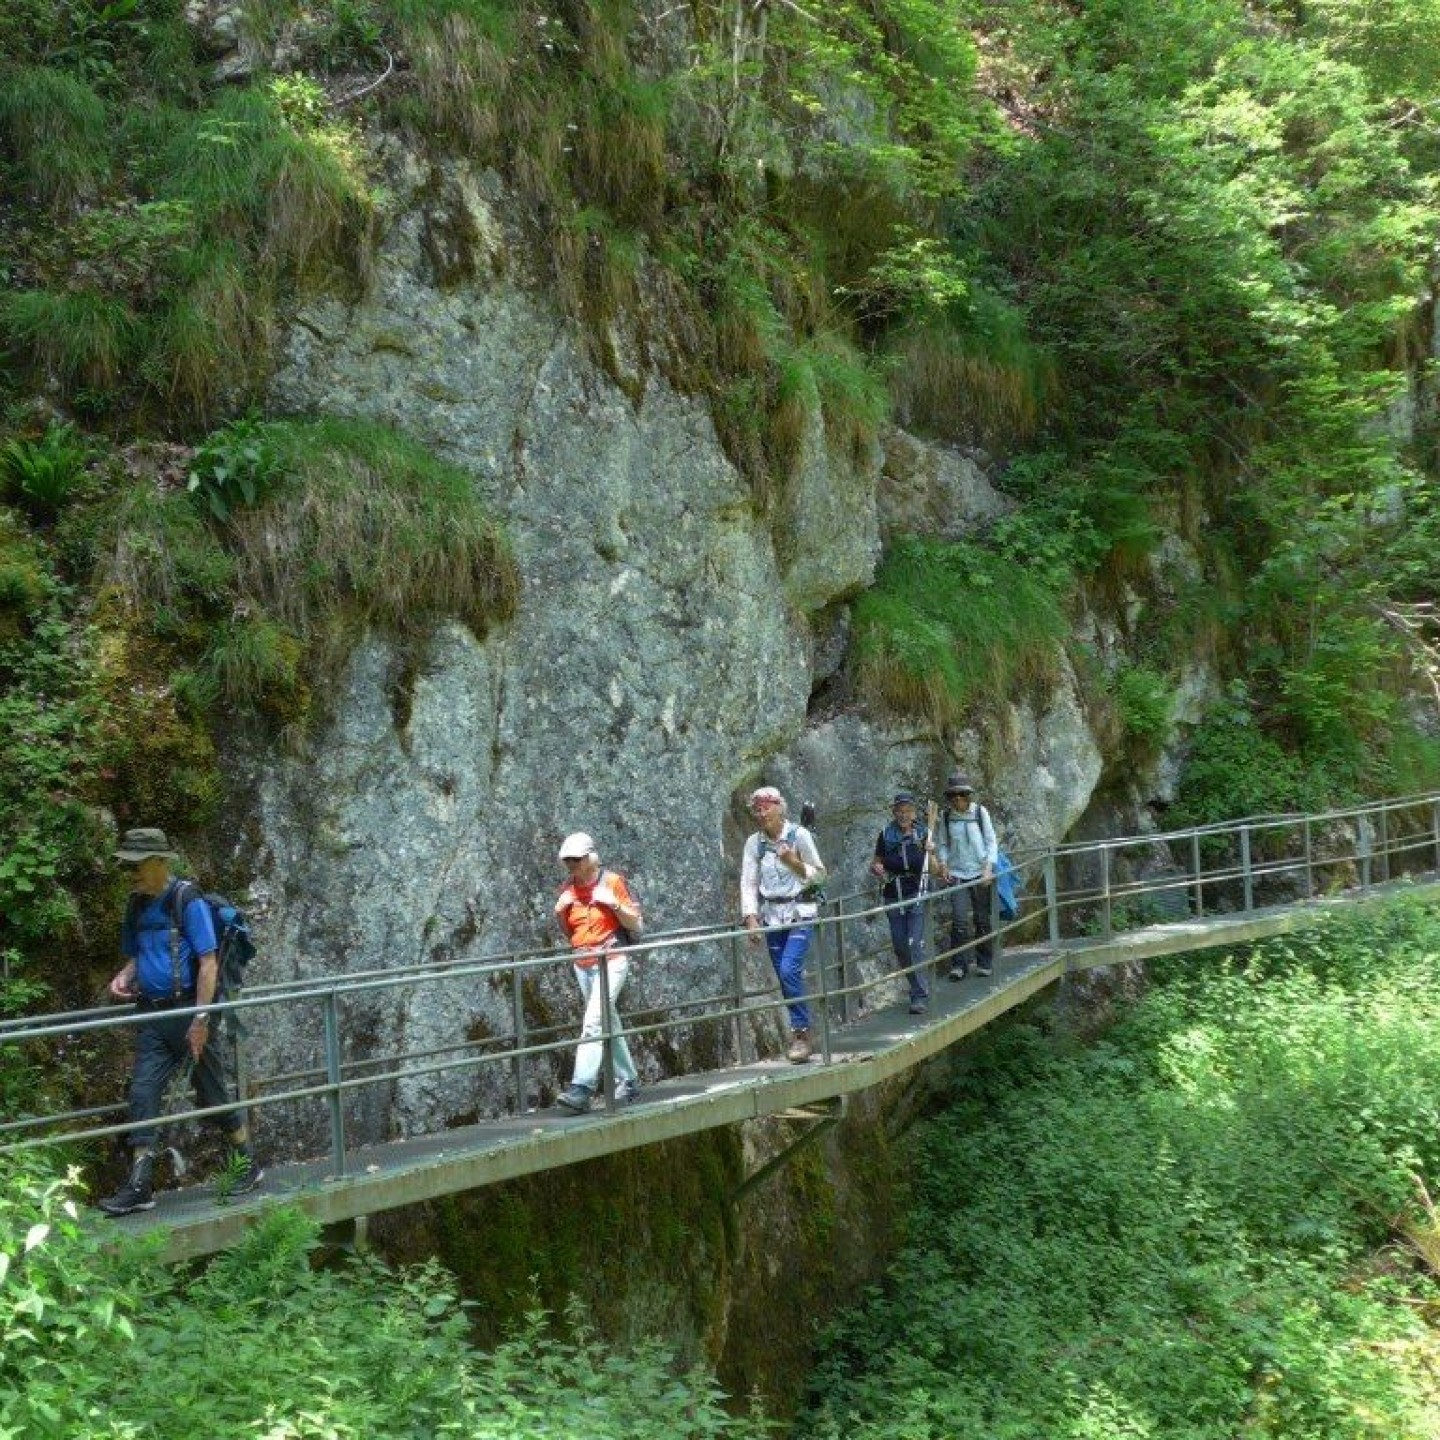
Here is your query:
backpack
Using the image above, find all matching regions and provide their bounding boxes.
[598,868,644,949]
[139,880,256,1002]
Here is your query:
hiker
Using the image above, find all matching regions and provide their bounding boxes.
[741,786,827,1063]
[99,828,261,1216]
[935,774,998,980]
[870,791,937,1014]
[553,832,644,1115]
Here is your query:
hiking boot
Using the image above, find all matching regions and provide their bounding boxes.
[224,1145,265,1196]
[613,1079,642,1108]
[908,1001,928,1015]
[947,965,969,982]
[99,1151,155,1217]
[556,1083,593,1114]
[975,963,993,978]
[786,1030,812,1064]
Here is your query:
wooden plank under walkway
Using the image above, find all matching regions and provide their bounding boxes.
[118,876,1440,1263]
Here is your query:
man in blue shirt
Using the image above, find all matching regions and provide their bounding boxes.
[98,827,261,1216]
[870,792,936,1014]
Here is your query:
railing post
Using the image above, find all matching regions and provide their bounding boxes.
[1377,807,1390,883]
[1357,813,1373,892]
[1303,817,1314,899]
[1190,832,1204,917]
[989,874,1003,968]
[510,964,528,1111]
[1100,844,1113,940]
[1433,798,1440,878]
[597,949,617,1107]
[834,896,851,1025]
[1044,850,1060,945]
[814,921,833,1064]
[322,988,347,1179]
[728,932,751,1065]
[1240,826,1254,911]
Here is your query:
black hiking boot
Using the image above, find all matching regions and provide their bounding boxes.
[99,1151,155,1217]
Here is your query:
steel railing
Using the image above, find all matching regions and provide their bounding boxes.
[4,792,1439,1181]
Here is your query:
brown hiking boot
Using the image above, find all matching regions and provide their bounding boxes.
[787,1029,812,1064]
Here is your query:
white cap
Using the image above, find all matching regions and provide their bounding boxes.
[558,831,596,860]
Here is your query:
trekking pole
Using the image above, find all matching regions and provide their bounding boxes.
[149,1055,198,1182]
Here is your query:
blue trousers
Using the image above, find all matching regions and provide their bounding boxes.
[765,926,813,1032]
[886,902,929,1003]
[127,1007,242,1150]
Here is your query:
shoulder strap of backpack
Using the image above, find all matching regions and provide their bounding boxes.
[165,879,198,999]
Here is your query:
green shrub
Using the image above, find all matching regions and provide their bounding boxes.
[1,1156,772,1440]
[188,416,286,521]
[0,424,92,520]
[1112,663,1173,758]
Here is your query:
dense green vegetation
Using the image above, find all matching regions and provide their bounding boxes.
[802,897,1440,1438]
[0,1163,770,1439]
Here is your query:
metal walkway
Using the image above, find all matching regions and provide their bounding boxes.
[6,795,1440,1263]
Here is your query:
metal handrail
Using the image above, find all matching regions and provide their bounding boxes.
[4,792,1438,1175]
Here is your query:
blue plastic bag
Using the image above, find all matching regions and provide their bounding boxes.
[995,849,1019,921]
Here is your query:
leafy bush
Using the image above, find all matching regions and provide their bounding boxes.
[803,898,1440,1440]
[1112,663,1173,759]
[0,423,92,520]
[0,1156,772,1440]
[187,416,285,521]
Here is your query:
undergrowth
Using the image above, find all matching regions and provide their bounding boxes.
[0,1173,771,1439]
[802,897,1440,1439]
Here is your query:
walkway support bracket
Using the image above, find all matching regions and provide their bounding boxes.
[732,1096,845,1202]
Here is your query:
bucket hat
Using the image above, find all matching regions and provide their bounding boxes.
[113,827,178,862]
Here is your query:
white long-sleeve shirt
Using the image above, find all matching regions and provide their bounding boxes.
[741,824,825,924]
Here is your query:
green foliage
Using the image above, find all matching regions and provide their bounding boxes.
[1111,663,1173,759]
[231,417,520,641]
[0,289,139,395]
[803,898,1440,1440]
[0,1157,772,1440]
[0,424,92,521]
[187,416,284,521]
[0,556,106,947]
[853,536,1068,729]
[0,66,110,212]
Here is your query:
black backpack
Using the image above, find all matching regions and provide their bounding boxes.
[598,869,644,949]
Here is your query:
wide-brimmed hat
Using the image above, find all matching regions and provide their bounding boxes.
[113,827,178,862]
[944,773,975,796]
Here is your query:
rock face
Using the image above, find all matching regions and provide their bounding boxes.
[247,151,1124,1149]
